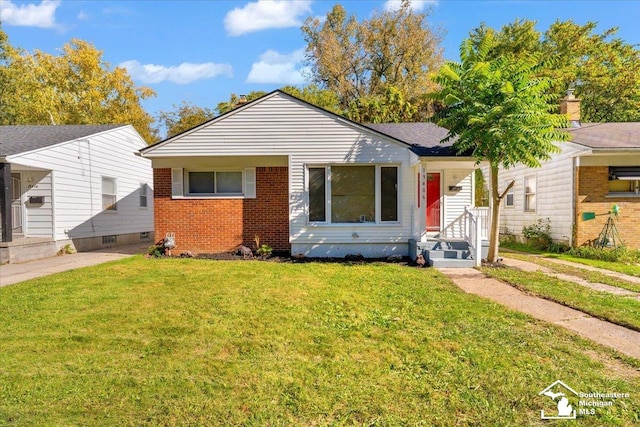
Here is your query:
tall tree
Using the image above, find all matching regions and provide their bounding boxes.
[430,33,569,263]
[156,102,216,139]
[302,0,443,121]
[345,85,417,123]
[469,19,640,122]
[280,84,342,114]
[0,30,157,143]
[216,91,267,115]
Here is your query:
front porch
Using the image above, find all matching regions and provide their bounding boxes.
[411,206,490,267]
[0,236,57,264]
[0,162,54,244]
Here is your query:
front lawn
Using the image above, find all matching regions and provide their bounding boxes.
[1,258,638,426]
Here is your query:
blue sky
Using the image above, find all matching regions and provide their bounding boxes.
[2,0,639,132]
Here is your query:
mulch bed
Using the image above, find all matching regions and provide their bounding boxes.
[163,251,417,266]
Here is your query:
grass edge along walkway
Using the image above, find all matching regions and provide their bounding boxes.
[437,266,640,361]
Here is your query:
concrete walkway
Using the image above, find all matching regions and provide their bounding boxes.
[535,256,640,285]
[501,256,639,297]
[0,243,148,287]
[438,267,640,360]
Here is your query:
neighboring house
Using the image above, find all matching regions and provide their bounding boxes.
[0,125,154,263]
[495,94,640,249]
[140,90,486,264]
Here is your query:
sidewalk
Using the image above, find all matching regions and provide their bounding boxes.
[0,243,148,287]
[438,267,640,360]
[500,256,639,297]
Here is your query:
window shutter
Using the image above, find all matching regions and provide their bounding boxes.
[244,167,256,198]
[171,168,184,197]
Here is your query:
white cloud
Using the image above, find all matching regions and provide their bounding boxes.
[246,48,309,85]
[224,0,312,37]
[77,11,89,21]
[0,0,60,28]
[119,60,233,85]
[383,0,438,12]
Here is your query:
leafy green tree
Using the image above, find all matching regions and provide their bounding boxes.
[301,0,443,121]
[345,85,417,123]
[280,84,342,114]
[469,19,640,122]
[430,33,569,262]
[156,102,216,139]
[216,91,267,115]
[0,30,157,142]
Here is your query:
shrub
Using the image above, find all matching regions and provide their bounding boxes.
[522,218,553,250]
[257,244,273,259]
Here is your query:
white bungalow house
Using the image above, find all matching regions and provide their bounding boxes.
[139,90,488,266]
[0,125,154,263]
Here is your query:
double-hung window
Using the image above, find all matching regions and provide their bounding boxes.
[102,177,117,211]
[505,182,514,208]
[140,183,148,208]
[171,168,255,199]
[187,171,243,196]
[308,165,399,224]
[524,175,536,212]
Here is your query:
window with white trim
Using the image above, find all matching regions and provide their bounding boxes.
[140,183,148,207]
[308,164,399,224]
[608,167,640,195]
[524,175,536,212]
[505,182,514,208]
[102,177,117,211]
[186,171,243,196]
[170,168,255,199]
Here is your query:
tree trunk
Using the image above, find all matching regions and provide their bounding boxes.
[487,165,502,263]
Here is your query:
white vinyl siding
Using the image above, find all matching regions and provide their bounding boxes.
[7,126,153,241]
[495,143,582,243]
[443,169,474,227]
[22,170,53,237]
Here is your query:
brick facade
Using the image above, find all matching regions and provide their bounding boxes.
[154,167,290,254]
[575,166,640,249]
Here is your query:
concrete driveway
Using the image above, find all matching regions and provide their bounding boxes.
[0,243,149,287]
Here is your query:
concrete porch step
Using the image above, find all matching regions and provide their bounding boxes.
[428,257,476,268]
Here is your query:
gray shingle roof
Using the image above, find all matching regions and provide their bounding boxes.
[566,122,640,149]
[364,122,462,156]
[0,124,123,157]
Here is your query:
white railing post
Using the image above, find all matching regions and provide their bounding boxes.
[475,212,482,267]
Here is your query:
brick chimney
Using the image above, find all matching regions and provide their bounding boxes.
[560,88,581,127]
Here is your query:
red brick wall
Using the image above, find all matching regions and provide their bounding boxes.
[576,166,640,249]
[154,167,290,254]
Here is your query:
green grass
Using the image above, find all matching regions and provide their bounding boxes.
[552,254,640,278]
[504,253,640,293]
[500,241,640,277]
[1,257,639,426]
[482,266,640,332]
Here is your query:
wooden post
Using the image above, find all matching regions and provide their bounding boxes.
[0,162,12,242]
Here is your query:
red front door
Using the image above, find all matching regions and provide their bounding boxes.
[426,173,441,231]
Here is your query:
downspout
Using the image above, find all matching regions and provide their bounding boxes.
[50,171,57,241]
